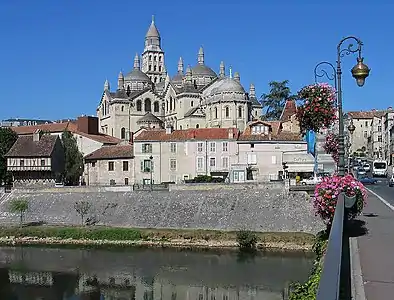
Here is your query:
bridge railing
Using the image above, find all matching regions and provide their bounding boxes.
[316,194,349,300]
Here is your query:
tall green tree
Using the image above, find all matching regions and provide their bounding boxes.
[0,128,17,184]
[61,130,84,186]
[260,80,297,120]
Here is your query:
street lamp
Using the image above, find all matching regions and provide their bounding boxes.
[149,155,153,191]
[347,120,356,173]
[336,36,370,176]
[314,61,338,92]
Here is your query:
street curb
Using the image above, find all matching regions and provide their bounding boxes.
[350,237,367,300]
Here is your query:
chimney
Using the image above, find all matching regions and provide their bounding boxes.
[388,106,393,110]
[166,125,173,134]
[77,116,99,135]
[228,128,234,139]
[33,129,41,142]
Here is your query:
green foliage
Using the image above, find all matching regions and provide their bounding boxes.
[8,198,29,227]
[73,201,92,225]
[185,175,225,183]
[260,80,297,121]
[61,130,84,185]
[0,226,142,241]
[289,232,328,300]
[236,230,258,250]
[0,128,17,185]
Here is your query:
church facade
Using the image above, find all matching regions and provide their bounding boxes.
[97,18,262,140]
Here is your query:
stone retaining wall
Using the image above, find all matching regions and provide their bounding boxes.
[0,185,324,234]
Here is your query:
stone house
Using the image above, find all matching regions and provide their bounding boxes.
[237,120,310,181]
[11,116,120,156]
[133,127,239,184]
[84,144,134,186]
[5,130,65,186]
[279,100,299,133]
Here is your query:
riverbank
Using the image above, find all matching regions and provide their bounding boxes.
[0,225,315,251]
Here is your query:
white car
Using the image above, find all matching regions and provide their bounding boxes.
[357,167,367,176]
[301,176,322,185]
[363,164,371,172]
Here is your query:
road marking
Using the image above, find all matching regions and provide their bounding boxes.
[366,188,394,211]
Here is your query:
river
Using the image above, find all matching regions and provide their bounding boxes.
[0,246,314,300]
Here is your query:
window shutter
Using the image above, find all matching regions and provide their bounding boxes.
[151,161,154,172]
[140,161,144,171]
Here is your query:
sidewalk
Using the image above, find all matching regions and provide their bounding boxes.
[354,190,394,299]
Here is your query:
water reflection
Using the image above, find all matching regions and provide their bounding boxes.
[0,246,314,300]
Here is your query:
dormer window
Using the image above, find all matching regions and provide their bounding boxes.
[251,125,269,134]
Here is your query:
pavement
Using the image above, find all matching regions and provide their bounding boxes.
[352,177,394,299]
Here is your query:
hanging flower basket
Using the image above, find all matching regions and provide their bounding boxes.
[323,132,339,163]
[313,174,367,225]
[296,83,337,134]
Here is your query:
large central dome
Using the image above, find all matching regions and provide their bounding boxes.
[210,77,245,95]
[191,64,217,77]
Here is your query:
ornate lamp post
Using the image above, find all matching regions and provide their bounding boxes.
[337,36,370,176]
[314,61,338,92]
[149,155,153,191]
[347,120,356,173]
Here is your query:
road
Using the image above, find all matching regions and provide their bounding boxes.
[362,175,393,202]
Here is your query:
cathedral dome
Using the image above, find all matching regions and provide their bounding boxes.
[191,64,217,77]
[171,73,184,84]
[125,69,151,83]
[210,77,245,95]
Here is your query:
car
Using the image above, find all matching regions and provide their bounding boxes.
[301,176,322,185]
[389,175,394,187]
[363,163,371,172]
[358,176,377,185]
[357,167,367,176]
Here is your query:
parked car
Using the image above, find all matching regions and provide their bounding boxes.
[358,176,377,185]
[363,163,371,172]
[357,167,367,176]
[301,176,322,185]
[389,175,394,187]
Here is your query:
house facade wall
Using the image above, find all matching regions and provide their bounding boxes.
[85,158,134,186]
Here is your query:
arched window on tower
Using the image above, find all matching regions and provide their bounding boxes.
[196,124,200,128]
[149,55,152,61]
[166,101,169,112]
[225,106,230,118]
[214,107,218,119]
[238,106,242,118]
[121,127,126,139]
[148,65,152,71]
[144,99,151,112]
[154,66,157,71]
[209,108,212,120]
[169,97,173,111]
[121,106,124,112]
[153,101,159,113]
[136,100,142,111]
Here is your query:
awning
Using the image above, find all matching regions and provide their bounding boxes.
[283,152,315,173]
[287,164,315,173]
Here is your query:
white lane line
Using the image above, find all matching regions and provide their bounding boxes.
[350,237,367,300]
[366,188,394,211]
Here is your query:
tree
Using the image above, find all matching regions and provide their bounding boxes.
[74,201,92,225]
[0,128,17,185]
[260,80,297,121]
[61,130,84,186]
[9,198,29,228]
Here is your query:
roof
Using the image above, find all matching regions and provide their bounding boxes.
[137,112,163,124]
[85,144,133,160]
[210,77,245,95]
[238,120,302,142]
[5,135,59,157]
[146,20,160,38]
[10,122,120,145]
[280,100,297,122]
[134,128,239,142]
[191,64,217,77]
[347,110,386,119]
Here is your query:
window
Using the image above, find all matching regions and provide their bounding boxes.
[170,97,173,110]
[92,162,96,167]
[154,56,157,61]
[142,143,152,153]
[20,160,24,167]
[222,157,229,168]
[41,159,45,166]
[197,142,203,152]
[197,157,204,170]
[271,155,277,164]
[124,178,129,185]
[159,66,162,72]
[247,153,257,164]
[238,106,242,118]
[148,65,152,71]
[136,100,142,111]
[149,55,152,61]
[121,106,124,112]
[196,124,199,128]
[121,127,126,139]
[378,136,382,142]
[210,142,216,152]
[378,126,382,132]
[170,159,177,170]
[210,157,216,167]
[153,101,159,112]
[225,106,230,118]
[365,121,368,126]
[144,99,151,112]
[154,66,157,71]
[191,101,194,107]
[214,107,218,119]
[222,142,228,152]
[123,161,129,171]
[364,131,368,138]
[170,143,177,153]
[108,162,114,171]
[141,160,153,172]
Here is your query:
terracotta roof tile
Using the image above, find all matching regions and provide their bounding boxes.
[134,128,239,142]
[5,135,59,157]
[280,100,297,121]
[84,145,133,160]
[348,110,386,119]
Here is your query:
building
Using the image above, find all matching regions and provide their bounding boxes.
[11,116,120,156]
[84,143,134,186]
[0,118,53,127]
[5,130,65,186]
[97,18,262,140]
[383,108,394,162]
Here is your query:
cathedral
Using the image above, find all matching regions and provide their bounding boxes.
[97,18,262,140]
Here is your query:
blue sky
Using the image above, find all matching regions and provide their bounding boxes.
[0,0,392,120]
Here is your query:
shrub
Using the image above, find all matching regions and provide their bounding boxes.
[9,198,29,228]
[236,230,258,250]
